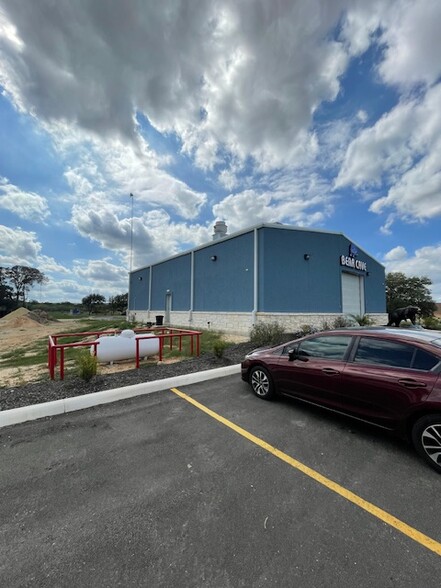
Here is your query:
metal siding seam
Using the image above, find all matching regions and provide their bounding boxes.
[253,228,258,323]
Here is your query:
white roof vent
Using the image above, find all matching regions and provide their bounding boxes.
[212,220,228,240]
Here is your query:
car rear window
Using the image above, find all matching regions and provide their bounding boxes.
[412,348,440,371]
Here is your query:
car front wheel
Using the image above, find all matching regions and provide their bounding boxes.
[249,366,274,400]
[411,414,441,473]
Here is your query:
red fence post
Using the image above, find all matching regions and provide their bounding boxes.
[48,338,55,380]
[60,347,65,380]
[136,338,140,369]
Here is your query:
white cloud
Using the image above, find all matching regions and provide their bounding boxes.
[37,256,70,275]
[70,198,136,253]
[61,136,207,221]
[336,84,441,224]
[0,0,351,172]
[378,0,441,87]
[70,197,212,271]
[383,245,407,262]
[335,100,416,189]
[213,175,334,234]
[339,0,391,56]
[0,224,42,264]
[0,177,50,222]
[74,259,128,289]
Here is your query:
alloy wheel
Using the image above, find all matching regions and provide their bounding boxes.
[420,424,441,467]
[251,369,270,397]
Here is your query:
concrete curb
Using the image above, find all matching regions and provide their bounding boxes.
[0,364,242,429]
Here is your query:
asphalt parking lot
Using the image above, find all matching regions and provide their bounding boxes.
[1,374,440,587]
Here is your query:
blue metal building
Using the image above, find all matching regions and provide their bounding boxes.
[128,223,386,334]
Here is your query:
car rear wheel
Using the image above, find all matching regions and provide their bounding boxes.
[249,366,274,400]
[411,414,441,474]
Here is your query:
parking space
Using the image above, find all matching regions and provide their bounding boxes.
[1,375,440,587]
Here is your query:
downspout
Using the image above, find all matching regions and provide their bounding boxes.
[127,270,132,321]
[252,228,258,325]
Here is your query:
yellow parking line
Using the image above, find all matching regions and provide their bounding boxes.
[170,387,441,557]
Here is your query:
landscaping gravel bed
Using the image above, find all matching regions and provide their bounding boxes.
[0,341,258,411]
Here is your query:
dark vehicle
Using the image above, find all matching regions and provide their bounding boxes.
[241,327,441,473]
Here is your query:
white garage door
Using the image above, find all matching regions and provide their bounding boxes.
[341,272,364,315]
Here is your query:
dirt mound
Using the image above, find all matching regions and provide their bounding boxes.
[0,308,50,328]
[0,307,29,321]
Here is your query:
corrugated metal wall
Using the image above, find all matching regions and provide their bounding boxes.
[194,232,254,311]
[128,225,386,315]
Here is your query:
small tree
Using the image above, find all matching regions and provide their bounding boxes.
[108,293,128,314]
[250,321,285,346]
[5,265,47,307]
[386,272,437,317]
[82,293,106,315]
[0,267,14,314]
[76,349,98,381]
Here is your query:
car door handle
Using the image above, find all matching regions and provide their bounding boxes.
[397,378,427,389]
[322,367,340,376]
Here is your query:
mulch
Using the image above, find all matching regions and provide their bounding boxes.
[0,341,258,412]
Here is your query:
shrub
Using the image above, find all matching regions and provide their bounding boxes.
[332,315,354,328]
[350,314,374,326]
[422,316,441,330]
[213,340,229,359]
[299,324,316,336]
[250,321,285,347]
[76,349,98,382]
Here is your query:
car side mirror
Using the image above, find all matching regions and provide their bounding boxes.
[288,348,308,362]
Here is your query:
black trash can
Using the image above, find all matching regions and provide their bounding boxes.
[155,315,164,326]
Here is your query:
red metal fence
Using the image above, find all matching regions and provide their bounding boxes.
[48,327,202,380]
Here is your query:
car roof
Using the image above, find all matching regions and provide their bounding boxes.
[327,326,441,346]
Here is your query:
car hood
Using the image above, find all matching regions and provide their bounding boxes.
[245,344,280,358]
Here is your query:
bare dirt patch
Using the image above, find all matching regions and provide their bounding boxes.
[0,311,97,386]
[0,310,86,355]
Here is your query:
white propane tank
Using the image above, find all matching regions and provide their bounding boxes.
[92,330,159,363]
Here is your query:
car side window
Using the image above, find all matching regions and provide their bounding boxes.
[353,338,414,368]
[297,336,352,360]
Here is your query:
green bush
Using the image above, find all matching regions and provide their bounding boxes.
[76,349,98,382]
[332,315,354,328]
[350,314,374,326]
[250,321,285,347]
[213,340,229,359]
[422,316,441,330]
[299,324,316,336]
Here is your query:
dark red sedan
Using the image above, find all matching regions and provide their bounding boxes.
[241,327,441,473]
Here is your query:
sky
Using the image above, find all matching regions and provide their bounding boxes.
[1,0,441,304]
